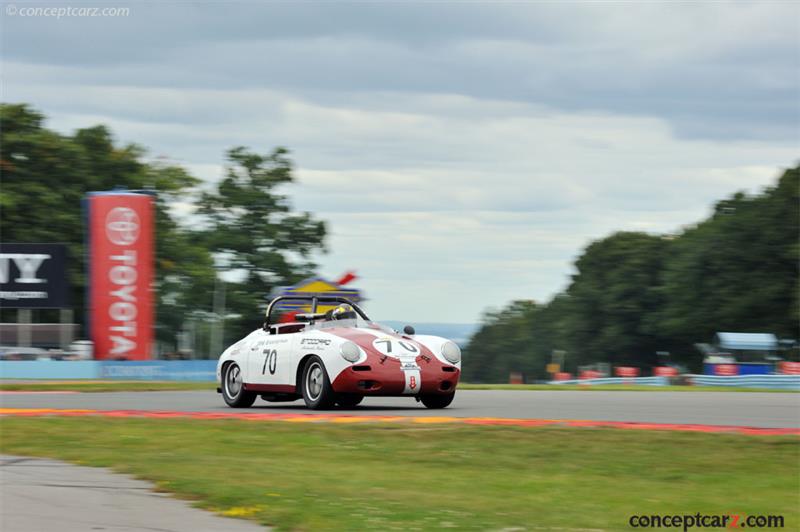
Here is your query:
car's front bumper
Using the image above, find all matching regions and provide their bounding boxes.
[331,362,459,396]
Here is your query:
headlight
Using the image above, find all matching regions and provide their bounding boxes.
[340,341,361,363]
[441,341,461,364]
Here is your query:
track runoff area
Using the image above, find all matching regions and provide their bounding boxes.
[1,388,798,435]
[2,388,798,531]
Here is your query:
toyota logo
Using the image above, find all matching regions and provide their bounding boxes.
[105,207,140,245]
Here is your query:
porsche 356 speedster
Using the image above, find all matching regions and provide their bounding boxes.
[217,296,461,409]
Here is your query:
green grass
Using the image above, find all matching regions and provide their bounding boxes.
[0,417,797,531]
[459,383,799,392]
[0,380,215,392]
[2,380,795,393]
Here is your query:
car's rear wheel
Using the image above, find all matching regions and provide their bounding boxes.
[336,393,364,408]
[419,392,455,409]
[222,363,256,408]
[301,356,336,409]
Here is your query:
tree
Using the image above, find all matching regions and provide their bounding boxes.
[0,103,215,350]
[566,231,672,369]
[462,166,799,380]
[659,167,800,350]
[197,146,327,340]
[462,296,575,383]
[462,300,540,383]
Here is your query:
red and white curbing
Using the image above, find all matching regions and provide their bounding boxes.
[0,408,797,436]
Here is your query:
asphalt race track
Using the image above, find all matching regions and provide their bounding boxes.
[2,390,799,428]
[1,455,265,532]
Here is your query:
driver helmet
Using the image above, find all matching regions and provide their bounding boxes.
[329,304,357,320]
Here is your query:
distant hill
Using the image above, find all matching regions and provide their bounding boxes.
[381,321,478,346]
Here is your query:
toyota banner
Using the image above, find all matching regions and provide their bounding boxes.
[86,192,154,360]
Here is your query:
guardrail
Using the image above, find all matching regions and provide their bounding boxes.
[548,374,800,390]
[3,361,799,389]
[548,376,669,386]
[0,360,218,381]
[687,374,800,390]
[0,360,99,380]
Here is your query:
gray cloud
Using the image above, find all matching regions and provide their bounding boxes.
[3,2,798,141]
[1,1,798,321]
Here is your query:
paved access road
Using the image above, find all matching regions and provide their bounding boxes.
[0,454,266,532]
[2,389,798,428]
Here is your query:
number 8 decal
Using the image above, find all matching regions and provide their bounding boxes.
[262,349,278,375]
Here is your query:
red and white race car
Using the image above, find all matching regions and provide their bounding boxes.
[216,296,461,409]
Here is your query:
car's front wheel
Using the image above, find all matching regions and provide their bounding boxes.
[222,362,256,408]
[301,356,336,409]
[419,392,455,409]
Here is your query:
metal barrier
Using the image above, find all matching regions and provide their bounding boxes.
[3,361,798,388]
[99,361,217,381]
[548,376,669,386]
[548,374,800,390]
[0,360,218,381]
[688,374,800,390]
[0,360,99,380]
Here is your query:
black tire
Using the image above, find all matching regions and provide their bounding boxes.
[336,394,364,408]
[419,392,455,409]
[221,363,257,408]
[301,356,336,409]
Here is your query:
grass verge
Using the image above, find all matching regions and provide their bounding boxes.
[0,417,797,531]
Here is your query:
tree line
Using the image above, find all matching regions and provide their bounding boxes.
[463,166,799,382]
[3,103,796,368]
[0,104,326,354]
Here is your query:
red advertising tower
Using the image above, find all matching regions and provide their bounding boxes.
[86,192,154,360]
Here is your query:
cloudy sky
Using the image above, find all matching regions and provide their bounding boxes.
[2,1,798,323]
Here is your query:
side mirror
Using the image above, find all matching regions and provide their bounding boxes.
[403,325,416,335]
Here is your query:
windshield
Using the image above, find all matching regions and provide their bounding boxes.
[265,296,371,326]
[311,318,395,335]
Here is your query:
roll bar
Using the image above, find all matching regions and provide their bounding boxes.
[264,295,370,327]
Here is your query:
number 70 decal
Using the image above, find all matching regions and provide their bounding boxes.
[262,349,277,375]
[373,339,418,356]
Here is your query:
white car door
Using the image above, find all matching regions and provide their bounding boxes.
[244,329,269,382]
[247,331,297,387]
